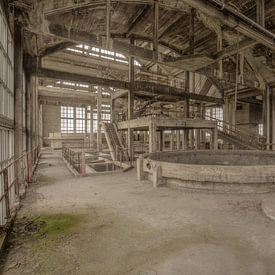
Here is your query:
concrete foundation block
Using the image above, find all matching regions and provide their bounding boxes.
[152,165,163,188]
[137,156,145,181]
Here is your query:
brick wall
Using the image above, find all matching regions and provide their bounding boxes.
[42,105,60,146]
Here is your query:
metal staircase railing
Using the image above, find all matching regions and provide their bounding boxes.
[101,122,129,161]
[195,112,266,150]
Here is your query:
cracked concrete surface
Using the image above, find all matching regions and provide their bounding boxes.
[1,149,275,275]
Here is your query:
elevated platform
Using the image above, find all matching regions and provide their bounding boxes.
[117,116,218,153]
[117,116,217,131]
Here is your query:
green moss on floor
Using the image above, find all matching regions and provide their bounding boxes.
[19,214,83,274]
[34,214,81,238]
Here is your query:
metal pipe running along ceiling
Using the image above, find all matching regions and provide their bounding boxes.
[181,0,275,50]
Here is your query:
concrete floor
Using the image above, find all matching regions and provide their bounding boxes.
[1,149,275,275]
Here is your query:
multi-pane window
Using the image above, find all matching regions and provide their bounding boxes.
[92,110,111,133]
[55,80,89,92]
[205,107,223,128]
[87,111,91,133]
[67,44,142,67]
[76,107,85,133]
[61,106,88,133]
[93,112,98,133]
[0,8,14,121]
[102,113,110,121]
[61,106,74,133]
[60,105,111,134]
[0,6,14,164]
[205,107,223,121]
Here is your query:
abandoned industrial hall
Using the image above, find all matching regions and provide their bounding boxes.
[1,0,275,274]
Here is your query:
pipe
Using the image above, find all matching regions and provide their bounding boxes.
[206,0,275,42]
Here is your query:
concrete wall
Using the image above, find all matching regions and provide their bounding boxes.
[42,105,60,146]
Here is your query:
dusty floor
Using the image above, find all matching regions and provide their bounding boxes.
[1,149,275,275]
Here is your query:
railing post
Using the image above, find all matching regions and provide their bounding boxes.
[3,169,11,220]
[27,151,33,183]
[115,145,118,161]
[80,149,86,176]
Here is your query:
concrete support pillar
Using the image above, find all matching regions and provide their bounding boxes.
[228,97,236,130]
[106,0,111,48]
[111,95,116,123]
[97,86,102,151]
[73,107,76,134]
[263,88,271,150]
[182,130,187,150]
[153,1,159,59]
[176,130,181,150]
[26,74,32,151]
[84,105,88,143]
[195,129,200,149]
[190,129,195,149]
[35,77,39,148]
[90,105,94,147]
[212,126,218,150]
[137,156,145,181]
[170,131,174,150]
[30,76,35,151]
[266,87,271,150]
[80,148,86,177]
[162,131,166,151]
[149,122,157,153]
[127,37,135,162]
[39,104,43,147]
[184,71,190,149]
[144,131,148,143]
[271,88,275,150]
[159,131,163,151]
[14,24,23,186]
[224,96,229,132]
[217,30,223,78]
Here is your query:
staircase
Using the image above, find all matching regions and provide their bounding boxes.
[204,115,266,150]
[101,122,129,161]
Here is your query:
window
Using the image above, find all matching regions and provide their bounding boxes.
[55,80,90,92]
[0,8,14,120]
[61,106,74,133]
[205,107,223,128]
[259,124,263,136]
[0,5,14,165]
[76,107,85,133]
[205,107,223,138]
[67,44,142,67]
[60,106,91,133]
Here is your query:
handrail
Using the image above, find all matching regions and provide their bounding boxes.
[0,146,40,226]
[194,112,265,149]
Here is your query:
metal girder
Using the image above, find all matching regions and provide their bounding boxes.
[180,0,275,51]
[36,68,223,104]
[38,86,97,103]
[44,0,275,51]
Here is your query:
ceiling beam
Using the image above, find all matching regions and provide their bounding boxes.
[44,0,275,51]
[36,68,223,104]
[40,42,74,56]
[127,5,151,35]
[46,22,269,73]
[180,0,275,51]
[214,39,257,61]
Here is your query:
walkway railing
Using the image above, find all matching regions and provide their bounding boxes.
[62,147,85,175]
[0,146,40,227]
[194,112,266,149]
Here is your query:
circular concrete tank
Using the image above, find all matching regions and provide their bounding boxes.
[140,150,275,193]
